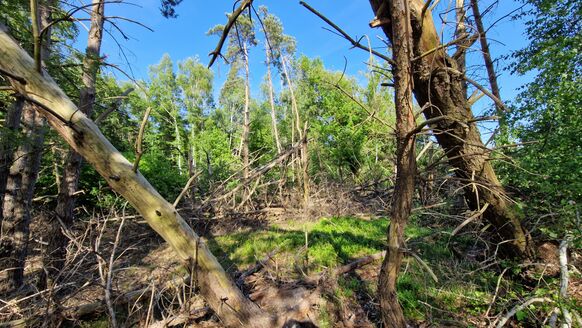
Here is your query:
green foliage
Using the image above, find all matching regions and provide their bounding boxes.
[499,0,582,234]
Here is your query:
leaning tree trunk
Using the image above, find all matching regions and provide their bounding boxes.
[0,0,53,292]
[49,0,105,286]
[368,0,533,259]
[0,29,277,327]
[377,0,416,326]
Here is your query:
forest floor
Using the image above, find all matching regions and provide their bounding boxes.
[1,198,581,327]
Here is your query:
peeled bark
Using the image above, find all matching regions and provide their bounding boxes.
[376,0,416,326]
[0,29,276,327]
[48,0,105,286]
[369,0,533,258]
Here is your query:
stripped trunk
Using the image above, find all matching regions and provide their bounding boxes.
[242,43,251,181]
[0,29,280,328]
[265,47,282,154]
[369,0,533,258]
[377,0,416,326]
[0,0,52,291]
[49,0,105,285]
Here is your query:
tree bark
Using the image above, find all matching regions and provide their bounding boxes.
[0,0,52,292]
[0,29,276,328]
[0,96,24,227]
[48,0,105,287]
[377,0,416,326]
[369,0,533,259]
[0,103,46,292]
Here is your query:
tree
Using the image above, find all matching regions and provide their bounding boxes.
[48,0,106,286]
[0,29,278,328]
[368,0,533,259]
[375,0,416,326]
[0,0,54,291]
[176,57,213,176]
[208,12,257,182]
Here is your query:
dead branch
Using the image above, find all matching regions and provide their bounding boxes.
[94,87,134,124]
[132,106,152,172]
[207,0,253,68]
[299,1,396,66]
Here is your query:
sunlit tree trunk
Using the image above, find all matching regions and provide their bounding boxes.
[242,43,251,181]
[265,48,282,154]
[49,0,105,287]
[455,0,468,97]
[369,0,533,259]
[376,0,416,326]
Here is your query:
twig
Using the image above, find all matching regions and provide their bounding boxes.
[94,87,133,124]
[494,297,553,328]
[133,107,152,172]
[173,171,202,207]
[451,203,490,236]
[299,1,396,66]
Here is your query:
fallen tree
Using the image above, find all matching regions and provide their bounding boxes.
[0,27,277,328]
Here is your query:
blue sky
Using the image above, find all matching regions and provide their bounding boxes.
[84,0,533,118]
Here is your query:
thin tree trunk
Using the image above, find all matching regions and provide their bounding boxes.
[265,48,282,154]
[49,0,105,286]
[369,0,533,259]
[0,0,52,292]
[455,0,468,97]
[377,0,416,326]
[470,0,502,114]
[281,55,310,207]
[242,43,251,181]
[0,29,280,328]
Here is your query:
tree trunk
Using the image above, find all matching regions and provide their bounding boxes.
[265,48,282,154]
[281,55,309,207]
[0,0,53,292]
[470,0,503,117]
[377,0,416,326]
[455,0,468,97]
[48,0,105,287]
[0,103,46,292]
[368,0,533,259]
[0,29,278,328]
[0,96,24,227]
[242,43,251,181]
